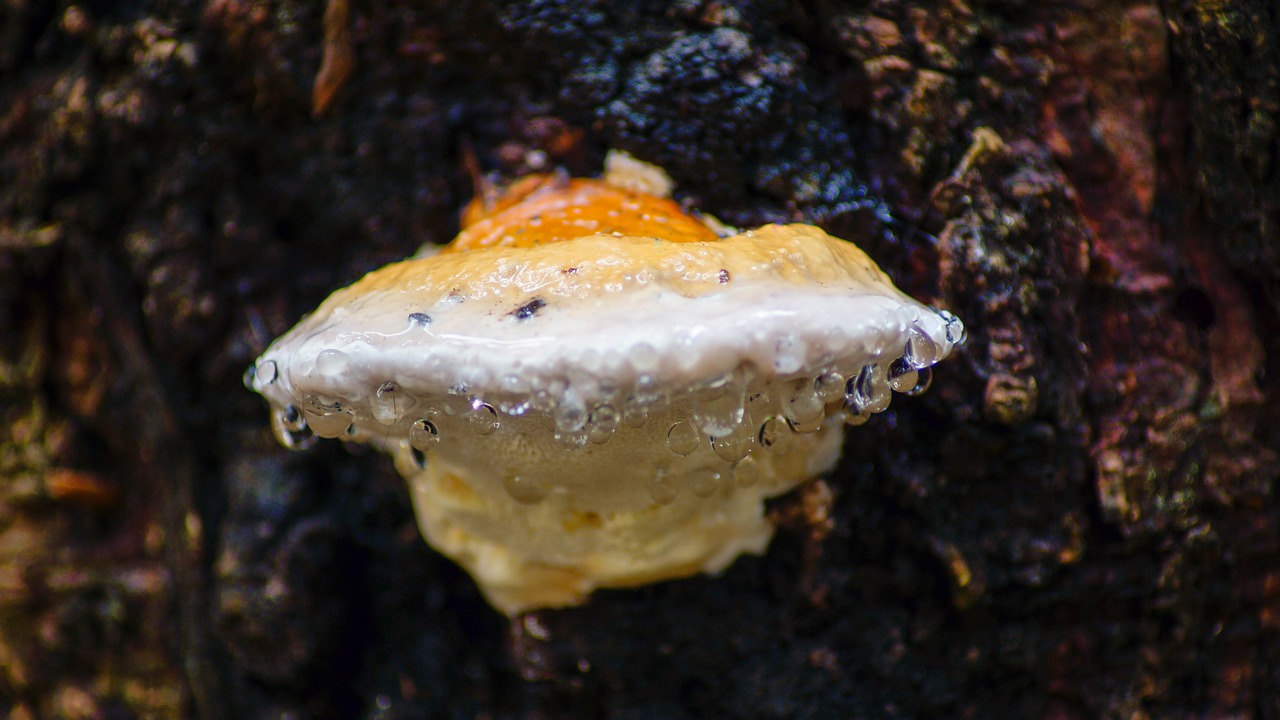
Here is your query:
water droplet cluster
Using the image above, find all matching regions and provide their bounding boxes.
[270,404,316,450]
[249,311,960,509]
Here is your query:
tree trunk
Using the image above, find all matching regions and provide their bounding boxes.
[1,0,1276,717]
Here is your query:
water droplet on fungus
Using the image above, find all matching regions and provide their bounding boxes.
[316,349,349,377]
[813,371,845,404]
[940,309,967,345]
[842,405,871,427]
[906,366,933,396]
[467,400,500,435]
[757,416,793,454]
[666,419,701,456]
[586,404,619,444]
[502,474,549,504]
[272,405,316,450]
[555,389,587,434]
[783,380,825,432]
[621,394,652,427]
[257,359,278,386]
[371,382,406,425]
[711,420,755,463]
[692,377,746,437]
[303,405,353,438]
[410,418,440,451]
[888,357,919,394]
[848,364,891,414]
[905,326,942,368]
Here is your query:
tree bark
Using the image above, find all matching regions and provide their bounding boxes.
[1,0,1277,717]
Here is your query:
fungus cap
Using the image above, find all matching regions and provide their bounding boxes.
[248,169,964,615]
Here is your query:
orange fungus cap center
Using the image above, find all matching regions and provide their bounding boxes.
[445,175,720,254]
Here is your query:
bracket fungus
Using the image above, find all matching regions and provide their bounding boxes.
[247,152,965,615]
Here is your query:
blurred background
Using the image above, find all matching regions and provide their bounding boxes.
[1,1,1277,717]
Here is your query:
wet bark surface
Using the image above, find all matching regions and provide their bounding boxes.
[2,0,1277,717]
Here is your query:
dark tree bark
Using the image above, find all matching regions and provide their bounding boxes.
[2,0,1277,718]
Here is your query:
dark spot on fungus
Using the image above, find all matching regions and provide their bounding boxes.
[511,297,547,320]
[563,266,578,274]
[718,269,731,284]
[408,312,432,326]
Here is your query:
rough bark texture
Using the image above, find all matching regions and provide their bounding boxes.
[2,0,1278,718]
